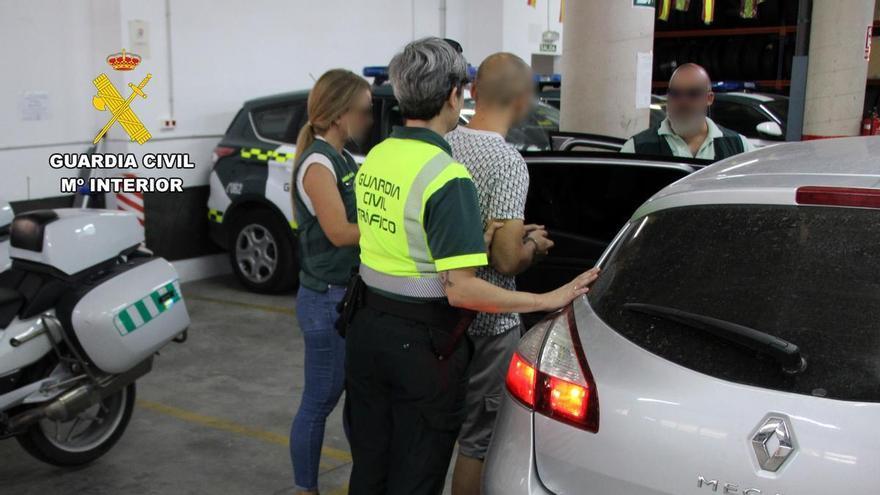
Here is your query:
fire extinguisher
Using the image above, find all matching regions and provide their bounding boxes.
[863,108,880,135]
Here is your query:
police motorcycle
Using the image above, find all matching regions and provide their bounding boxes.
[0,204,189,465]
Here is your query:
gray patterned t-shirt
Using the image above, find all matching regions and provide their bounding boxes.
[447,126,529,336]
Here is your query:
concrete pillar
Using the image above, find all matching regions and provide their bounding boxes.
[802,0,875,138]
[560,1,654,138]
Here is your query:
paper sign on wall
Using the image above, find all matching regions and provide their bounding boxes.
[636,51,653,109]
[20,91,50,121]
[129,20,150,58]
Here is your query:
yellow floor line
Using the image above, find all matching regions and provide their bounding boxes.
[187,295,296,316]
[136,399,352,464]
[326,483,349,495]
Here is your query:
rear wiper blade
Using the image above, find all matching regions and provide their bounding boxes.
[623,303,807,375]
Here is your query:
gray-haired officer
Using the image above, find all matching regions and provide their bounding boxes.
[343,37,599,494]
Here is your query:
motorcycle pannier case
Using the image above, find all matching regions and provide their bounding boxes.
[57,258,190,374]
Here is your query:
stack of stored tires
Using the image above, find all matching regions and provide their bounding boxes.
[652,0,797,87]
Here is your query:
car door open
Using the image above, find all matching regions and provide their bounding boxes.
[517,152,706,296]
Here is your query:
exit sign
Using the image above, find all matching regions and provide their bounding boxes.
[540,43,557,53]
[634,0,655,6]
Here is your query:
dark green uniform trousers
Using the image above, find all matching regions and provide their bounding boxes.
[345,304,472,495]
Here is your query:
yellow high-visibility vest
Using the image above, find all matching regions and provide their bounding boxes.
[356,129,487,299]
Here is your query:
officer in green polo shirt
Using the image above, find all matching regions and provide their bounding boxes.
[344,37,600,495]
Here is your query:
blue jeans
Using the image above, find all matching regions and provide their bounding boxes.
[290,285,349,491]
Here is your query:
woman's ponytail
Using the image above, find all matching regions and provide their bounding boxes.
[295,121,316,166]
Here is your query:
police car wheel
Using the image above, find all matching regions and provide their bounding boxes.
[229,209,297,293]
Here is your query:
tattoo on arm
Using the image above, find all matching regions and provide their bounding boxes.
[440,271,454,288]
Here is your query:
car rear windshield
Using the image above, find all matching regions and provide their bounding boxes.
[588,204,880,402]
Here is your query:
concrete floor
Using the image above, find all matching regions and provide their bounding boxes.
[0,275,457,494]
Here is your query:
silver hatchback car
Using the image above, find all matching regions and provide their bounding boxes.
[484,136,880,494]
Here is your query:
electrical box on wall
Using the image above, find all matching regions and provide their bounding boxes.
[161,119,176,130]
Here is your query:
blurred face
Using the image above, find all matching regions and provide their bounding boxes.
[338,88,373,143]
[666,70,714,137]
[511,84,535,125]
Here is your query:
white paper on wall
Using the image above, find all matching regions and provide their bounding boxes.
[129,19,151,58]
[20,91,50,121]
[636,51,653,109]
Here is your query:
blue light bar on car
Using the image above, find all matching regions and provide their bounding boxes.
[535,73,562,83]
[365,65,478,82]
[363,66,389,78]
[712,81,756,92]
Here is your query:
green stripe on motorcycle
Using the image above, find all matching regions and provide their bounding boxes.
[114,281,181,336]
[117,311,136,334]
[134,300,152,322]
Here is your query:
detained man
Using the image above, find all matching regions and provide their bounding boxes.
[622,63,753,159]
[447,53,554,495]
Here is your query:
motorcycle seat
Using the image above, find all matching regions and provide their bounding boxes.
[0,267,70,330]
[0,287,23,330]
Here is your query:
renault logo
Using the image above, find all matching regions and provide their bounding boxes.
[751,415,796,472]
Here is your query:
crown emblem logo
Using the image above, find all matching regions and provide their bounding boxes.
[106,49,141,71]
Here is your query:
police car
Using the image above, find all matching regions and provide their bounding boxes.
[710,90,788,147]
[207,71,715,293]
[535,73,667,131]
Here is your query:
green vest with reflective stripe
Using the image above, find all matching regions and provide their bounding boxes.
[356,136,477,299]
[293,139,359,291]
[632,124,744,159]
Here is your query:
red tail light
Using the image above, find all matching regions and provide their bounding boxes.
[543,375,589,421]
[796,186,880,209]
[506,352,537,407]
[212,146,236,164]
[505,307,599,432]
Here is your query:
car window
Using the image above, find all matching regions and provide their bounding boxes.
[517,159,690,294]
[763,99,789,125]
[510,102,559,151]
[251,102,306,144]
[460,98,559,151]
[710,100,767,138]
[589,204,880,402]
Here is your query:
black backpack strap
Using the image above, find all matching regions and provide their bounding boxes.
[712,125,746,159]
[632,128,673,156]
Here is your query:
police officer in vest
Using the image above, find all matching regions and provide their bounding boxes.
[622,63,753,159]
[344,38,600,494]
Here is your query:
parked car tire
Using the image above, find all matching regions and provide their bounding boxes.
[16,383,136,466]
[228,208,297,293]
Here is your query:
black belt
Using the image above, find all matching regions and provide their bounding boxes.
[363,288,476,359]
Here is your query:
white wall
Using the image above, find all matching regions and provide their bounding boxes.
[502,0,564,64]
[0,0,119,200]
[0,0,563,203]
[0,0,438,201]
[445,0,563,67]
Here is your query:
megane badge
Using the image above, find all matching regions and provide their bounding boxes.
[752,415,796,472]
